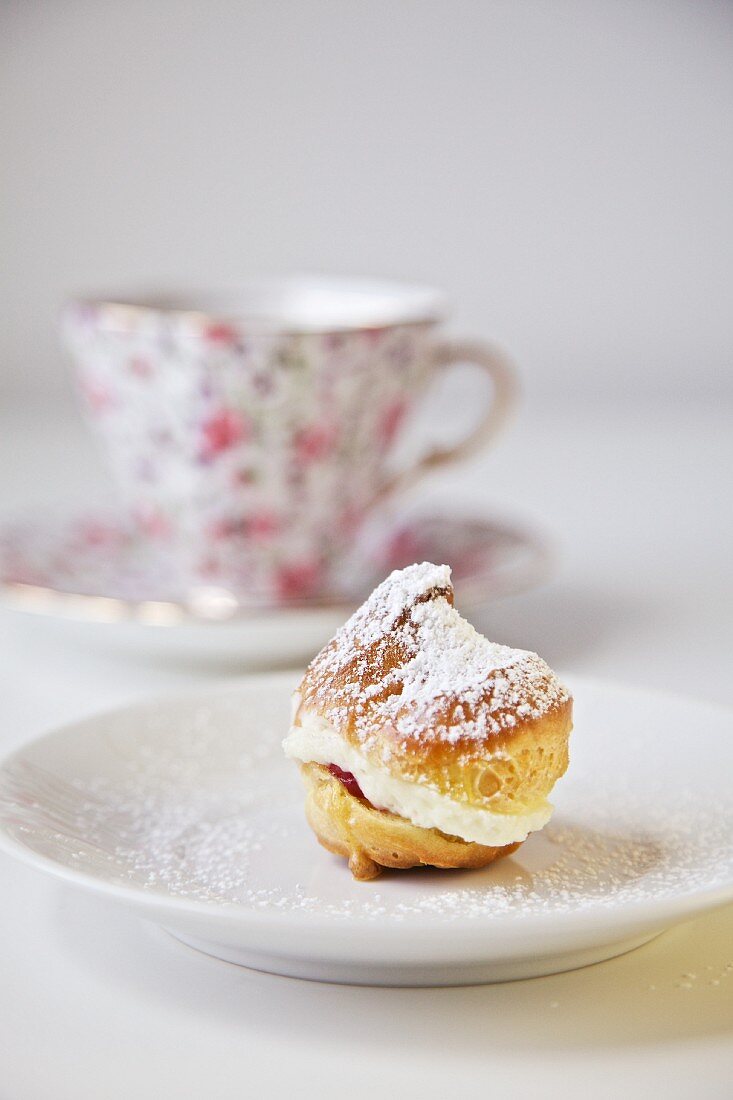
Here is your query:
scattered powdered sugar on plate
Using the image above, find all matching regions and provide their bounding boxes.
[299,562,570,748]
[1,695,731,923]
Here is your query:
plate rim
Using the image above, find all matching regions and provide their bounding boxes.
[0,509,551,626]
[1,672,732,936]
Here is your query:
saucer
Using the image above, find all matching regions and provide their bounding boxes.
[0,510,549,666]
[1,674,731,985]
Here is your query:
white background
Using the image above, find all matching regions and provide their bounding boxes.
[1,0,732,401]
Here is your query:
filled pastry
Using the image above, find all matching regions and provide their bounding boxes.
[283,562,572,880]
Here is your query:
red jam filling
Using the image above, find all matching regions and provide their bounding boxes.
[327,763,368,802]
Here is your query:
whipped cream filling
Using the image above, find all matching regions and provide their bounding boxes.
[283,709,552,847]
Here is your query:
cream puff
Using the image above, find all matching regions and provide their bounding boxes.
[283,562,572,880]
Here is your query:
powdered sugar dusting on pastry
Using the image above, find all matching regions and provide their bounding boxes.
[299,562,569,747]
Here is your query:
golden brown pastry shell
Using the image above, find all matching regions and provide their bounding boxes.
[294,696,572,816]
[300,762,521,881]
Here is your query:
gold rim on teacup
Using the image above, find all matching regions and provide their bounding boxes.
[62,276,447,338]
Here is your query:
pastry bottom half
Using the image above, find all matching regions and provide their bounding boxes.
[299,762,521,881]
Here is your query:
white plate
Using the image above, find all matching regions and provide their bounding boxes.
[0,511,548,668]
[1,673,731,986]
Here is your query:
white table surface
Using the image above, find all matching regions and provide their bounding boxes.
[0,393,731,1099]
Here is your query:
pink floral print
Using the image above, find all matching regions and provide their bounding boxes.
[205,322,239,344]
[295,422,338,464]
[62,301,435,601]
[132,507,172,540]
[199,409,249,462]
[378,399,408,447]
[79,376,115,414]
[248,510,280,542]
[276,561,322,601]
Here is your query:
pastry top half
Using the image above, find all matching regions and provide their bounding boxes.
[284,562,572,847]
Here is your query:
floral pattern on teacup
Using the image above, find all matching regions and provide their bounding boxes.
[62,304,435,601]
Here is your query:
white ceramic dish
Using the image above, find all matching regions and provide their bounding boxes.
[0,511,547,667]
[1,673,731,986]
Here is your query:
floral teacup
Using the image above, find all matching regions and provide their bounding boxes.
[62,277,517,603]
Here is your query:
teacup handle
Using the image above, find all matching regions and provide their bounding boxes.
[376,339,519,503]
